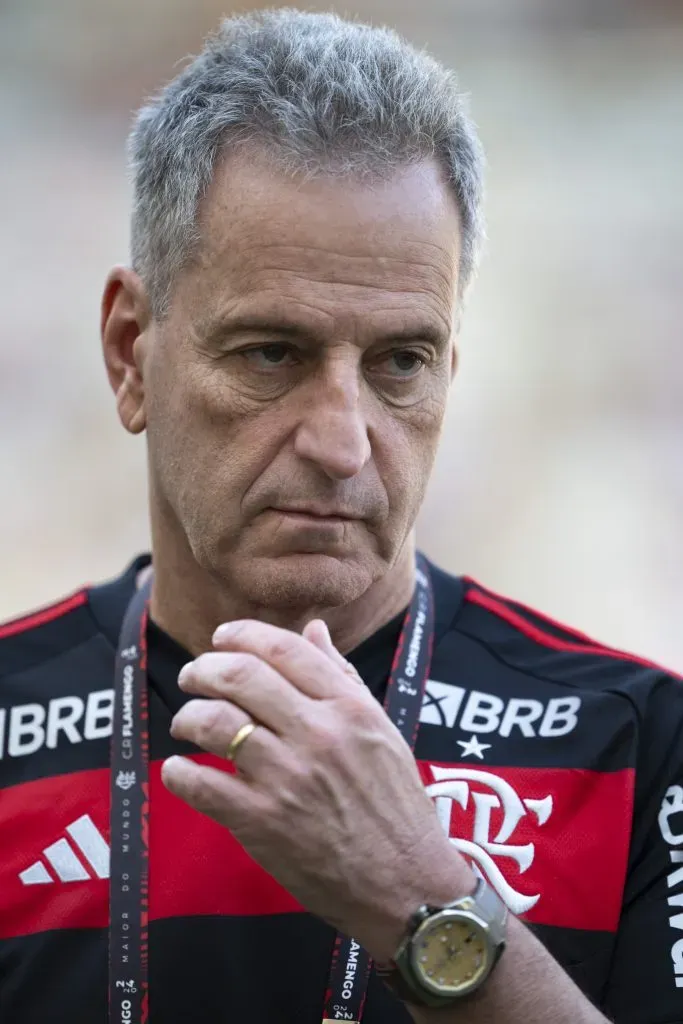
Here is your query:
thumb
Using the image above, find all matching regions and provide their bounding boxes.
[303,619,365,686]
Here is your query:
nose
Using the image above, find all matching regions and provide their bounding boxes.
[293,356,372,480]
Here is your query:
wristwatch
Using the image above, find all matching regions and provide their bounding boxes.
[374,878,508,1008]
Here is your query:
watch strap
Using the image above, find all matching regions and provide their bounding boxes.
[469,877,508,944]
[374,958,447,1009]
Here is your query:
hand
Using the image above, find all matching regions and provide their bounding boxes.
[161,618,474,961]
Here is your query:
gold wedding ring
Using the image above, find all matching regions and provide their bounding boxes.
[225,721,257,763]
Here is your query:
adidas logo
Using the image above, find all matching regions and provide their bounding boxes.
[19,814,110,885]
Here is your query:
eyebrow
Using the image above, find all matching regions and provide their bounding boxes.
[202,313,449,348]
[204,315,318,344]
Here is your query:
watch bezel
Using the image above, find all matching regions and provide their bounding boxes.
[408,906,494,998]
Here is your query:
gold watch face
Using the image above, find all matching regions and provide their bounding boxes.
[411,913,490,996]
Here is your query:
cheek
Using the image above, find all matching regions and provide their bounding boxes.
[144,361,243,534]
[376,393,447,516]
[181,373,298,517]
[148,365,218,476]
[165,358,265,462]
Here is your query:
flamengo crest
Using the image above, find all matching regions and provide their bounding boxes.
[426,766,553,915]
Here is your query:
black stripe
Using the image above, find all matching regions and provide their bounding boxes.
[0,918,615,1024]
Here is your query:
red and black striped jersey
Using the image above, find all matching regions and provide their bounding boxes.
[1,555,682,1023]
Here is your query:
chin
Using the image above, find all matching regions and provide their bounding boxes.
[226,552,384,612]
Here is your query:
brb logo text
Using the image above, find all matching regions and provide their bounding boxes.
[426,766,553,914]
[0,691,114,758]
[420,680,580,739]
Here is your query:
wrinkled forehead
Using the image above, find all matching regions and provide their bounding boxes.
[183,150,462,318]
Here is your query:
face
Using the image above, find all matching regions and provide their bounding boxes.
[111,152,461,612]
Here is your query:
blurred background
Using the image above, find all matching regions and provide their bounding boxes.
[0,0,681,668]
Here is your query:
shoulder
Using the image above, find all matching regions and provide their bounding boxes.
[0,588,94,680]
[0,556,147,782]
[0,556,147,684]
[453,574,682,696]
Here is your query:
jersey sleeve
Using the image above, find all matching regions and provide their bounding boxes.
[601,672,683,1023]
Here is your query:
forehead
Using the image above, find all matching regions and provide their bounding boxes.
[177,151,461,330]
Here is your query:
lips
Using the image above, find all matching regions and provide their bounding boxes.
[271,507,360,520]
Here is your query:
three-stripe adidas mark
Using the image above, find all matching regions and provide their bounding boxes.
[19,814,110,885]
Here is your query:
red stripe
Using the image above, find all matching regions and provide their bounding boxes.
[0,755,305,940]
[0,590,89,640]
[466,585,681,678]
[1,755,632,939]
[463,577,605,645]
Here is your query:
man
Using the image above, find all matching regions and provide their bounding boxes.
[0,9,681,1024]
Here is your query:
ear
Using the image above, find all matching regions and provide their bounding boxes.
[101,266,152,435]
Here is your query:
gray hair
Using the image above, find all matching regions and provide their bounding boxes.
[128,8,485,319]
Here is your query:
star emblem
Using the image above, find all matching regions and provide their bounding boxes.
[456,734,491,760]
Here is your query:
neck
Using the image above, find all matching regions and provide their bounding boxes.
[146,534,417,659]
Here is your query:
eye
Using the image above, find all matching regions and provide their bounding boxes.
[241,343,297,368]
[380,349,428,377]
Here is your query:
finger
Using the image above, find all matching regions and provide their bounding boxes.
[212,619,352,700]
[169,698,282,779]
[161,755,266,828]
[302,619,365,686]
[178,651,313,734]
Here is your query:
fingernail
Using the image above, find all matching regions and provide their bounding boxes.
[213,623,232,644]
[177,662,193,688]
[161,755,189,783]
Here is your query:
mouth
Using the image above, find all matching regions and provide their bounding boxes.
[268,506,361,524]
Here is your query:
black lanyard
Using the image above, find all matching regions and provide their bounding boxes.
[109,556,435,1024]
[110,575,152,1024]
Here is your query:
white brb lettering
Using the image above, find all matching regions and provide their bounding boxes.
[7,704,46,757]
[46,696,84,749]
[85,689,115,739]
[0,690,114,758]
[419,680,581,739]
